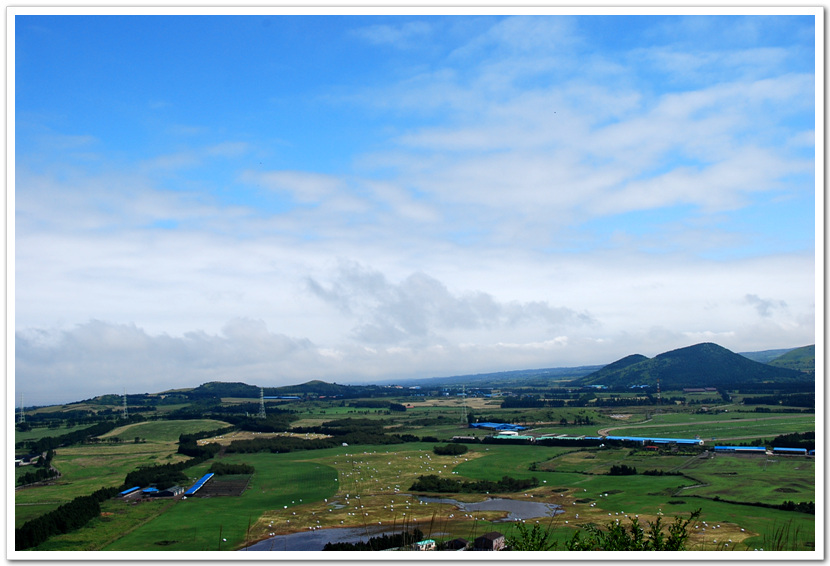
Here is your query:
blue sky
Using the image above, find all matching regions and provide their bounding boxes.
[13,12,818,405]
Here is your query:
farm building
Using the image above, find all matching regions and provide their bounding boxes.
[414,539,436,551]
[118,486,141,498]
[714,446,767,454]
[605,436,703,446]
[155,485,185,497]
[492,434,535,441]
[470,423,526,432]
[535,435,604,447]
[474,532,505,551]
[445,538,468,550]
[141,487,159,496]
[184,473,215,496]
[773,447,808,456]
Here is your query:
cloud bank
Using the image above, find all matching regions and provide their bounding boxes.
[13,14,816,405]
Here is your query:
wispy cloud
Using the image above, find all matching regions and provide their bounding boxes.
[350,20,434,48]
[745,294,788,318]
[243,170,346,203]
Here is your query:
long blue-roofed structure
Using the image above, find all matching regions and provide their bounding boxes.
[604,435,703,446]
[184,473,215,496]
[470,422,526,431]
[773,447,808,455]
[714,446,766,453]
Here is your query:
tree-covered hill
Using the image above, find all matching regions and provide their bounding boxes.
[768,345,815,374]
[182,380,395,399]
[739,348,796,364]
[595,354,649,375]
[572,343,810,390]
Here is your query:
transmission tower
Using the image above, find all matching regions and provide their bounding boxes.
[655,377,662,415]
[461,385,467,424]
[123,388,129,419]
[18,393,24,424]
[258,387,266,419]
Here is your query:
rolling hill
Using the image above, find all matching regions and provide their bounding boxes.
[572,342,810,390]
[768,345,815,374]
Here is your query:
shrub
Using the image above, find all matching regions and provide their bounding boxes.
[566,509,701,551]
[433,443,468,456]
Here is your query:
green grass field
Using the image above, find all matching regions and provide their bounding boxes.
[15,443,190,513]
[606,414,814,442]
[16,402,816,553]
[15,424,94,444]
[14,419,224,527]
[101,454,338,551]
[680,452,815,504]
[99,419,231,442]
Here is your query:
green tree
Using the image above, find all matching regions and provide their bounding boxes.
[507,522,558,551]
[566,509,701,551]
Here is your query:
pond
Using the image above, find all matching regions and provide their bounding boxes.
[242,497,561,551]
[243,524,396,551]
[417,496,562,522]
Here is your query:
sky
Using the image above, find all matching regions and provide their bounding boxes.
[12,11,819,406]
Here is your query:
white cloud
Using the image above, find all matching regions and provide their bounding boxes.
[744,294,788,318]
[15,319,319,405]
[350,20,433,48]
[243,170,346,203]
[14,15,816,405]
[140,142,252,173]
[305,262,595,345]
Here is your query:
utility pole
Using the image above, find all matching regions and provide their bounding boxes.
[461,385,467,424]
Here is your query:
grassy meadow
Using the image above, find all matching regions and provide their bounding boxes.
[15,396,815,553]
[14,419,228,529]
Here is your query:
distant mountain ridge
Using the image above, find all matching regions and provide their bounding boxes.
[573,342,811,390]
[68,343,812,408]
[768,345,815,373]
[386,365,602,388]
[739,348,798,364]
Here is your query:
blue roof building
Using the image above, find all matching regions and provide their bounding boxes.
[184,473,215,496]
[605,435,703,446]
[470,422,526,431]
[773,447,808,455]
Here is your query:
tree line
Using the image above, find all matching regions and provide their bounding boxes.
[15,486,119,550]
[410,474,539,493]
[18,420,123,454]
[323,529,424,551]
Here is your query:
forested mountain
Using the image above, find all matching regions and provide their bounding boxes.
[573,343,809,390]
